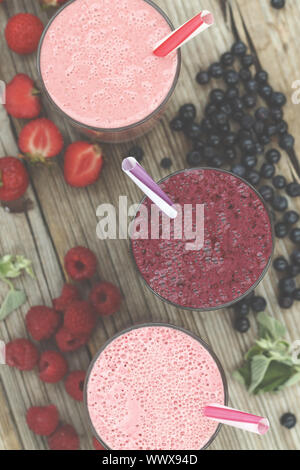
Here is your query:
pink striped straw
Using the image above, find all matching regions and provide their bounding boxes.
[122,157,178,219]
[204,404,270,435]
[153,10,214,58]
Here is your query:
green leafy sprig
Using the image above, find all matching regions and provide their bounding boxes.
[233,312,300,394]
[0,255,34,321]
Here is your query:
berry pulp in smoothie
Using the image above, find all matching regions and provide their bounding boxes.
[131,169,273,310]
[86,325,226,450]
[39,0,178,129]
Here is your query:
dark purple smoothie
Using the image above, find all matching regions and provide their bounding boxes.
[131,168,273,310]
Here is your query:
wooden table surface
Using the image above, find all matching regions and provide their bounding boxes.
[1,0,300,451]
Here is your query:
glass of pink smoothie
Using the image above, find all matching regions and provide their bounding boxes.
[85,323,228,450]
[131,168,274,311]
[37,0,181,143]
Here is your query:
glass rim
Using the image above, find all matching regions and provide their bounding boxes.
[36,0,181,133]
[84,322,229,451]
[130,167,275,312]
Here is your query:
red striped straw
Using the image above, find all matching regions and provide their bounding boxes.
[204,404,270,435]
[153,10,214,58]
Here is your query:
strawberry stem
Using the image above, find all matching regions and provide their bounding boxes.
[93,144,102,156]
[32,88,41,96]
[22,153,53,166]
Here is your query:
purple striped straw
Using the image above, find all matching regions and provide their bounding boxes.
[122,157,178,219]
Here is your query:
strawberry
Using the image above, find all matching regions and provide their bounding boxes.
[18,118,64,163]
[5,13,44,55]
[64,142,103,188]
[40,0,68,8]
[5,74,41,119]
[0,157,29,202]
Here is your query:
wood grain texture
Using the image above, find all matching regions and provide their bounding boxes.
[0,0,300,450]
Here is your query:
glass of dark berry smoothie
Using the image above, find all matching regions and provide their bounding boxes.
[131,168,274,311]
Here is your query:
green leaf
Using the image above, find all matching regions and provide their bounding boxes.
[245,344,263,361]
[0,254,34,280]
[233,314,300,395]
[256,361,293,394]
[232,370,245,385]
[248,355,272,394]
[0,289,26,321]
[0,255,14,278]
[278,371,300,390]
[267,350,294,367]
[257,312,286,341]
[233,361,252,388]
[14,256,35,278]
[255,338,275,352]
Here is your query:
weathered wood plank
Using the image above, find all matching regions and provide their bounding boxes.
[0,378,22,450]
[0,106,93,450]
[0,0,300,450]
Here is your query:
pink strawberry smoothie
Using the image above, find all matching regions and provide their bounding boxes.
[131,168,273,310]
[86,325,226,450]
[39,0,178,129]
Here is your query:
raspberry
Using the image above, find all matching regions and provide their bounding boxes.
[64,301,96,336]
[6,338,39,371]
[26,405,59,436]
[39,351,68,383]
[93,437,105,450]
[64,246,97,281]
[65,371,86,402]
[26,306,60,341]
[55,327,90,352]
[48,424,80,450]
[53,284,80,313]
[89,282,122,316]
